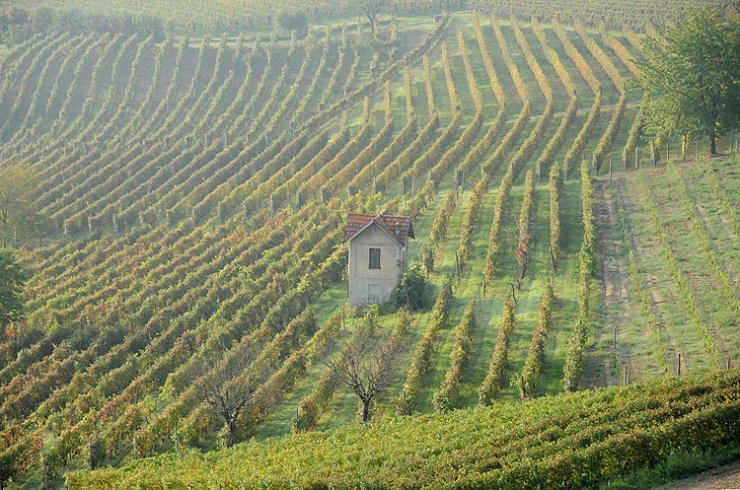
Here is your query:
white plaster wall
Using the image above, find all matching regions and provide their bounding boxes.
[348,224,407,307]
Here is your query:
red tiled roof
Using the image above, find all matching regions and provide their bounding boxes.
[344,213,415,244]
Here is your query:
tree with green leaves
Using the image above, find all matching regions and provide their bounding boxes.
[0,164,42,247]
[275,9,308,36]
[0,248,27,335]
[638,8,740,155]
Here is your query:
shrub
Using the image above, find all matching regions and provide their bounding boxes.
[291,397,319,433]
[396,281,453,414]
[389,264,432,311]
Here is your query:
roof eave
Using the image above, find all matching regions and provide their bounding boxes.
[345,220,404,246]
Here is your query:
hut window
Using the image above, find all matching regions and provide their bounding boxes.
[369,248,381,269]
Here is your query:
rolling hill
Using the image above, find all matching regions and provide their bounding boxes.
[0,2,737,487]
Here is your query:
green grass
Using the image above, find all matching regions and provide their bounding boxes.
[540,179,583,393]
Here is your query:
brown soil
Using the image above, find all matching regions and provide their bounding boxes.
[582,179,634,388]
[654,459,740,490]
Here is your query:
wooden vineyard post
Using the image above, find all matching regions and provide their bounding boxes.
[696,139,699,162]
[549,245,556,273]
[665,138,669,165]
[520,374,527,400]
[455,252,459,284]
[613,327,617,353]
[635,143,639,170]
[678,352,681,376]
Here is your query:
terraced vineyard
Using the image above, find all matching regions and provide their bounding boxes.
[0,5,737,487]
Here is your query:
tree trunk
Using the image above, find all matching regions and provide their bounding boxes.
[710,135,718,156]
[366,12,376,34]
[227,419,237,447]
[361,398,371,422]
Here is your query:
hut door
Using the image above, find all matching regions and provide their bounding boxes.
[367,284,380,304]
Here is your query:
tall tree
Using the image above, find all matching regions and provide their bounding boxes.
[0,164,42,247]
[638,8,740,155]
[0,248,27,335]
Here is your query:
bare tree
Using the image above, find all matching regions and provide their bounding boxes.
[199,353,257,447]
[330,320,402,422]
[353,0,388,34]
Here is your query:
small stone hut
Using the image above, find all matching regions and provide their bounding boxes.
[344,212,415,307]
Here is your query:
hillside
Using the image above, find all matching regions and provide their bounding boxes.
[0,2,737,487]
[67,369,740,488]
[5,0,727,32]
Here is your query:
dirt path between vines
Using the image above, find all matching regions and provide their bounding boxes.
[655,460,740,489]
[582,179,633,388]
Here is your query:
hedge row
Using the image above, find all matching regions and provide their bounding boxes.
[456,28,483,111]
[518,281,554,398]
[482,166,513,291]
[433,300,477,411]
[549,163,562,265]
[396,282,454,415]
[478,295,516,405]
[456,172,493,273]
[491,14,528,102]
[563,160,596,391]
[516,170,536,275]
